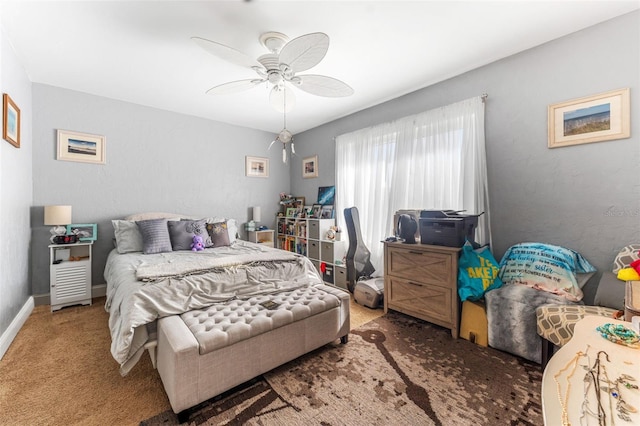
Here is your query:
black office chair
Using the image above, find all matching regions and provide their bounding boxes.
[343,206,376,293]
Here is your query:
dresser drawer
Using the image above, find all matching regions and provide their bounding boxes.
[320,241,334,263]
[387,276,453,324]
[387,246,454,286]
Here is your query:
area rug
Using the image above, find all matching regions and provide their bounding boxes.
[141,311,543,425]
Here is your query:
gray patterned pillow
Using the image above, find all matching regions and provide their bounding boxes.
[206,221,231,247]
[168,219,210,250]
[136,218,173,254]
[612,244,640,273]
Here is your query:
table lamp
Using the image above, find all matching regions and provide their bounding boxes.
[44,205,72,243]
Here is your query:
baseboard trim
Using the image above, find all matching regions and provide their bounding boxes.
[0,296,34,361]
[33,284,108,307]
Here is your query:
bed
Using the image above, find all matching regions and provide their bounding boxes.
[104,213,350,413]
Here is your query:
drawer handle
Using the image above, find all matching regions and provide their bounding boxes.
[407,281,423,287]
[408,251,423,255]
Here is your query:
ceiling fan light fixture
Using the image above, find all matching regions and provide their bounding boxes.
[278,129,293,144]
[194,31,353,111]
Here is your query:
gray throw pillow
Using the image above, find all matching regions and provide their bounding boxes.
[168,219,209,250]
[206,222,231,247]
[136,218,173,254]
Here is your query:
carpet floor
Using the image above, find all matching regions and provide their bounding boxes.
[0,296,382,426]
[141,311,543,426]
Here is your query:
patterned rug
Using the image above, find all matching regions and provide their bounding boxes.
[141,311,543,425]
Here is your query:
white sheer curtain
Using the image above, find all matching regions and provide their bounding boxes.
[335,96,490,275]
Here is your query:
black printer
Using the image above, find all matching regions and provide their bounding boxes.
[419,210,482,247]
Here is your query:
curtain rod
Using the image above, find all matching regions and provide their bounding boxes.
[481,93,488,103]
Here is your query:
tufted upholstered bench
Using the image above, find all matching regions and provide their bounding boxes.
[156,284,350,415]
[535,305,619,367]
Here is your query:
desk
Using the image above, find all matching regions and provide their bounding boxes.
[542,316,640,425]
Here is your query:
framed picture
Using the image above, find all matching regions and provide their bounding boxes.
[311,204,322,219]
[3,93,20,148]
[245,156,269,178]
[302,155,318,178]
[548,88,630,148]
[317,186,335,205]
[294,197,306,208]
[320,205,334,219]
[66,223,98,242]
[285,207,297,218]
[57,129,106,164]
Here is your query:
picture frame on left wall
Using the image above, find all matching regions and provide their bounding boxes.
[245,156,269,178]
[57,129,106,164]
[3,93,20,148]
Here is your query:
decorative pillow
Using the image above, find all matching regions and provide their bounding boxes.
[168,219,209,250]
[612,244,640,273]
[498,242,596,302]
[136,218,173,254]
[457,241,503,302]
[203,217,238,243]
[112,220,143,254]
[206,222,231,247]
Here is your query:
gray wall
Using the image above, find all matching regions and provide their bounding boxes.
[291,11,640,302]
[31,85,289,295]
[0,27,33,341]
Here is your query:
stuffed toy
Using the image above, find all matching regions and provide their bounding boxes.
[191,235,205,252]
[617,254,640,281]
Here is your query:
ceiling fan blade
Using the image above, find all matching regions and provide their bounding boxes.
[295,74,354,97]
[192,36,263,69]
[269,85,296,112]
[206,79,264,95]
[278,32,329,73]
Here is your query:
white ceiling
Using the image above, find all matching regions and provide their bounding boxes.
[1,1,638,134]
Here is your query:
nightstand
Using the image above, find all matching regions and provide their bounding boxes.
[248,230,275,247]
[49,241,93,312]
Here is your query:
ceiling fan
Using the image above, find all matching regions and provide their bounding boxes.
[192,31,354,112]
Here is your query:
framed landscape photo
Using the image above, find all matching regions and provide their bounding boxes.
[57,130,106,164]
[66,223,98,242]
[245,156,269,178]
[3,93,20,148]
[548,88,630,148]
[302,155,318,178]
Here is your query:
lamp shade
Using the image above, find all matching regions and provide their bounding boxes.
[44,205,72,225]
[252,206,261,222]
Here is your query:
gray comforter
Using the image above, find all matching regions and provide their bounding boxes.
[104,241,322,375]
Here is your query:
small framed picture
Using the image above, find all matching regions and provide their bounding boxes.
[245,156,269,178]
[66,223,98,242]
[285,207,297,218]
[3,94,20,148]
[57,129,106,164]
[294,197,306,208]
[320,205,334,219]
[311,204,322,219]
[302,155,318,178]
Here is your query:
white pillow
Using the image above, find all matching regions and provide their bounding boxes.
[112,220,143,253]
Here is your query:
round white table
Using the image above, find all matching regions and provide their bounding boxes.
[542,315,640,425]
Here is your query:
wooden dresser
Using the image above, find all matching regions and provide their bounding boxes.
[383,242,461,338]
